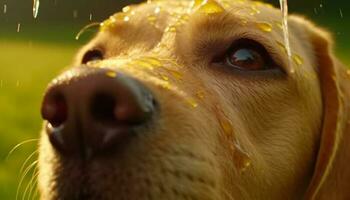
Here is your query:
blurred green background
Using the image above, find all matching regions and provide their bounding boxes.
[0,0,349,199]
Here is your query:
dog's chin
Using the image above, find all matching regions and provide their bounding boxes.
[41,160,220,200]
[39,134,221,200]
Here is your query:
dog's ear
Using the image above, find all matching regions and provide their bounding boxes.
[291,17,350,199]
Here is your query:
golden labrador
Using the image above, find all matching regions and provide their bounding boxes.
[38,0,350,199]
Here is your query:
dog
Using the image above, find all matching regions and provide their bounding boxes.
[38,0,350,199]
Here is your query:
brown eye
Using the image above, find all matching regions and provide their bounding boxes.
[227,48,265,70]
[221,39,276,71]
[82,49,103,64]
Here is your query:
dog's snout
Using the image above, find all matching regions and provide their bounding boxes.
[41,67,157,156]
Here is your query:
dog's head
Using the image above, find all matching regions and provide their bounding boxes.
[38,0,350,199]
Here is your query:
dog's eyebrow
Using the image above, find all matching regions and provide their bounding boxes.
[181,7,292,73]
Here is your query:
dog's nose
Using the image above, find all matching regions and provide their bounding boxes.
[41,67,157,157]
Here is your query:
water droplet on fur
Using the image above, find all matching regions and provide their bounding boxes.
[219,116,234,137]
[196,90,205,99]
[148,14,157,22]
[292,54,303,66]
[165,25,177,32]
[187,98,199,108]
[143,57,163,67]
[232,143,251,172]
[276,40,288,54]
[195,0,225,14]
[256,22,272,32]
[33,0,40,18]
[123,6,131,13]
[249,6,261,15]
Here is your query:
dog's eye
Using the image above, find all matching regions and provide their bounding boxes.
[219,39,276,71]
[82,49,104,64]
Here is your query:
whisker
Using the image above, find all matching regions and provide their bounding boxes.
[23,168,39,200]
[16,160,38,200]
[6,139,39,161]
[19,150,38,175]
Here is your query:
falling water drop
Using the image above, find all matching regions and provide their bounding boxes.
[279,0,293,73]
[3,4,7,14]
[17,23,21,33]
[339,9,343,18]
[33,0,40,18]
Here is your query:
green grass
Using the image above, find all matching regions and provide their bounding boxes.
[0,26,349,199]
[0,39,79,200]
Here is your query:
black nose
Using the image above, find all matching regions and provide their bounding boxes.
[41,67,157,157]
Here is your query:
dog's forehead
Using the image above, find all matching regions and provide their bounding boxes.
[100,0,278,32]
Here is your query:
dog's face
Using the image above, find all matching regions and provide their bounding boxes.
[38,0,350,200]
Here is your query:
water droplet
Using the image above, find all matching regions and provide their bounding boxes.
[339,9,343,18]
[3,4,7,14]
[143,57,163,67]
[187,98,199,108]
[196,90,205,99]
[161,75,169,81]
[89,13,93,21]
[279,0,293,72]
[17,23,21,33]
[123,6,131,13]
[106,71,117,78]
[249,5,261,15]
[292,54,303,66]
[154,6,162,14]
[232,143,252,172]
[33,0,40,18]
[147,14,157,23]
[195,0,225,14]
[73,9,78,18]
[276,40,288,54]
[165,25,177,33]
[256,22,272,32]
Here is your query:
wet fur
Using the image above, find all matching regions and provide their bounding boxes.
[38,0,350,199]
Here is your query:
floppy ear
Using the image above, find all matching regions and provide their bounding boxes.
[296,19,350,199]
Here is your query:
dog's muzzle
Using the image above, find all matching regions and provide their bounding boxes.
[41,66,158,158]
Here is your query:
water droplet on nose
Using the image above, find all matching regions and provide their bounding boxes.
[106,71,117,78]
[256,22,272,32]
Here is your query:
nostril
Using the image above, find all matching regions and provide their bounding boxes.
[42,93,68,127]
[91,93,116,123]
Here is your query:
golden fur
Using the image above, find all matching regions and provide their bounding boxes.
[38,0,350,199]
